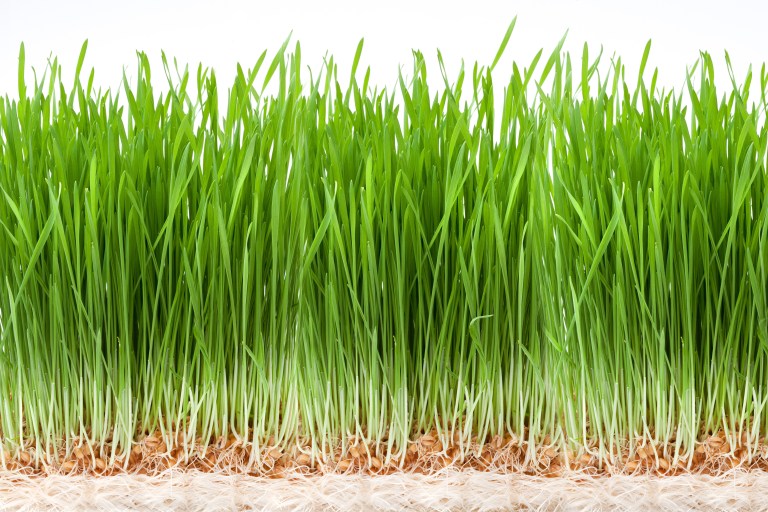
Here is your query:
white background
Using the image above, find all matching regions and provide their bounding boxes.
[1,0,767,101]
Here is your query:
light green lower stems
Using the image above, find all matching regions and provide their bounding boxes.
[1,23,768,473]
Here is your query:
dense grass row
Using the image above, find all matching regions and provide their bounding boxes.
[2,26,768,468]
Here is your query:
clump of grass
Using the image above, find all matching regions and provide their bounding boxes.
[1,23,768,476]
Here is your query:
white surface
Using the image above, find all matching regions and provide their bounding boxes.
[1,0,767,100]
[1,468,768,511]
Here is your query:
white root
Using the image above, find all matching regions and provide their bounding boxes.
[2,468,768,511]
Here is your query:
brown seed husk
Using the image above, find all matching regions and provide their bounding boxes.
[5,427,768,478]
[420,435,435,446]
